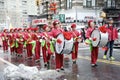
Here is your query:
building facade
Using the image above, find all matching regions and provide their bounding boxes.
[0,0,38,29]
[0,0,6,30]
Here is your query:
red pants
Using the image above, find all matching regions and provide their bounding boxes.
[91,47,99,64]
[72,42,79,60]
[2,40,8,51]
[42,45,51,63]
[9,41,15,53]
[35,41,41,60]
[55,53,63,69]
[42,45,47,63]
[10,47,15,54]
[26,44,32,58]
[17,43,23,55]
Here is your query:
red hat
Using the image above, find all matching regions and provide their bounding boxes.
[53,20,60,26]
[23,28,27,31]
[10,28,13,32]
[14,28,17,32]
[18,28,22,31]
[88,20,93,27]
[27,27,32,31]
[34,27,39,31]
[3,29,7,32]
[71,23,76,28]
[43,24,48,30]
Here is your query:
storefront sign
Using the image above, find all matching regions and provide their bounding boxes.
[107,14,119,17]
[32,18,47,25]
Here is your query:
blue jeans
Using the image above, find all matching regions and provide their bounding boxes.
[104,40,114,57]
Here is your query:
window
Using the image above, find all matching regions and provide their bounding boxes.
[111,0,115,7]
[107,0,116,8]
[66,0,72,9]
[107,0,111,7]
[86,0,92,7]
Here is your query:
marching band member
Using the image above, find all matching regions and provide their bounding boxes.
[41,24,54,67]
[86,20,99,67]
[16,28,24,57]
[70,23,81,64]
[103,18,118,60]
[25,27,33,59]
[13,28,18,55]
[32,27,41,62]
[9,28,15,55]
[1,29,9,53]
[51,20,64,72]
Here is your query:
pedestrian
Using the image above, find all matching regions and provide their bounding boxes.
[86,20,99,67]
[70,23,81,64]
[103,18,118,60]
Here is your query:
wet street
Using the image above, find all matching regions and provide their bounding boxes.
[0,43,120,80]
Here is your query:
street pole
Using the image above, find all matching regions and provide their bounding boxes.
[95,0,98,26]
[75,0,78,24]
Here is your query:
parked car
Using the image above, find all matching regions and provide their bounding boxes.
[114,28,120,48]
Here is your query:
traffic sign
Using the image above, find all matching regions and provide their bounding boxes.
[59,14,65,23]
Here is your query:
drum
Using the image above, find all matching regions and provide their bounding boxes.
[91,29,108,47]
[55,33,74,54]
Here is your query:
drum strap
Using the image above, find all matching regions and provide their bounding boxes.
[72,31,77,37]
[43,32,48,37]
[43,32,50,39]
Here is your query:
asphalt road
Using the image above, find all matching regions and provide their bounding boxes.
[0,43,120,80]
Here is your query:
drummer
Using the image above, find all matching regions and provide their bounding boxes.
[103,18,118,60]
[51,20,64,72]
[70,23,82,64]
[86,20,99,67]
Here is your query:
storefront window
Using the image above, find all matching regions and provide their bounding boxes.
[86,0,92,7]
[107,0,116,8]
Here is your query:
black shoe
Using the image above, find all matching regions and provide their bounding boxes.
[95,64,98,66]
[35,59,40,63]
[91,64,98,67]
[61,68,64,71]
[73,61,76,64]
[44,63,47,67]
[47,61,49,65]
[91,64,96,67]
[56,69,60,72]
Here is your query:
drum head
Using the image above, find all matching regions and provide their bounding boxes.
[91,29,100,47]
[55,34,65,54]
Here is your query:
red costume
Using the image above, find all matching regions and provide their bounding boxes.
[24,28,33,58]
[32,27,41,62]
[86,20,98,66]
[1,29,8,52]
[8,29,15,54]
[16,28,24,56]
[41,25,53,66]
[13,28,18,54]
[51,20,64,71]
[70,23,81,63]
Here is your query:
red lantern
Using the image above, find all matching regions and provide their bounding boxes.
[49,2,57,14]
